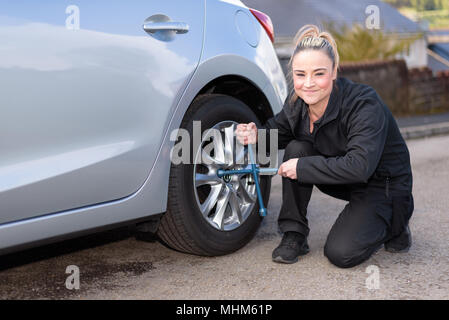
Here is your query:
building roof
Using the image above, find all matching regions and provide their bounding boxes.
[242,0,423,38]
[428,43,449,72]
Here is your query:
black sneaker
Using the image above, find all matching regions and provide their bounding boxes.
[272,232,310,264]
[384,225,412,253]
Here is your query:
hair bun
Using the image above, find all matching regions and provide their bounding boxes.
[291,24,339,69]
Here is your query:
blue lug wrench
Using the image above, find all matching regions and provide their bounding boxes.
[216,145,278,217]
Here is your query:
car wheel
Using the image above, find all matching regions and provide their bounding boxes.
[157,94,271,256]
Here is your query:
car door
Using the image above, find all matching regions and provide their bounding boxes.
[0,0,205,224]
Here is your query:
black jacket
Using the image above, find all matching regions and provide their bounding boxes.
[262,77,413,192]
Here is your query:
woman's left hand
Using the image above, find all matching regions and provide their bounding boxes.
[278,158,299,180]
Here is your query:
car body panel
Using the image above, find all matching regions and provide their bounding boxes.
[0,0,206,224]
[0,0,287,255]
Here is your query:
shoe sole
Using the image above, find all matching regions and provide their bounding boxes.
[272,255,299,264]
[272,247,310,264]
[385,246,411,253]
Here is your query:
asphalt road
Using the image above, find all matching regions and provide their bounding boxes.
[0,135,448,300]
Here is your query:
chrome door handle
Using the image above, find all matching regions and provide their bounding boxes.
[143,22,189,34]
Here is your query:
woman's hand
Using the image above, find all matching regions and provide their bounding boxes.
[278,158,299,180]
[235,122,258,145]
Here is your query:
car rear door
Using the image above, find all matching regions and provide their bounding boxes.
[0,0,205,224]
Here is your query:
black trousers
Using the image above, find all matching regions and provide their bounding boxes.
[279,140,414,268]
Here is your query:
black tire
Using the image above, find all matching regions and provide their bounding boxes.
[157,94,271,256]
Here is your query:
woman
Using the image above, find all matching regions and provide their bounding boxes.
[235,25,414,268]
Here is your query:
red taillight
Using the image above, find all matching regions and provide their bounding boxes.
[249,8,275,43]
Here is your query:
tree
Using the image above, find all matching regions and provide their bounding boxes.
[325,23,422,63]
[410,0,439,10]
[383,0,413,8]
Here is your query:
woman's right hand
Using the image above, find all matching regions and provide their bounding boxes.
[235,122,258,145]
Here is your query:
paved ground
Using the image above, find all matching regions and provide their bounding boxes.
[396,111,449,127]
[0,134,448,300]
[397,112,449,140]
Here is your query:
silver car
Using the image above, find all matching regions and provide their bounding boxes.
[0,0,287,256]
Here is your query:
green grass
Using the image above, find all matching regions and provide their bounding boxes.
[325,23,421,63]
[399,7,449,29]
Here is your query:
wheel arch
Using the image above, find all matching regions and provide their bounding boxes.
[136,54,284,222]
[197,75,275,124]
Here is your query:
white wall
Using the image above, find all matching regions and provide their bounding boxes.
[397,38,428,68]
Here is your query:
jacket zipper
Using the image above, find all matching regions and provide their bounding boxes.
[385,177,390,198]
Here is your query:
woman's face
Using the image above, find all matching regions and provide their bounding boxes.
[292,49,337,108]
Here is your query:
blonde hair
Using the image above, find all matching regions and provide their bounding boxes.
[287,24,340,104]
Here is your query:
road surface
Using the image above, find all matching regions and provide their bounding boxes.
[0,135,448,300]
